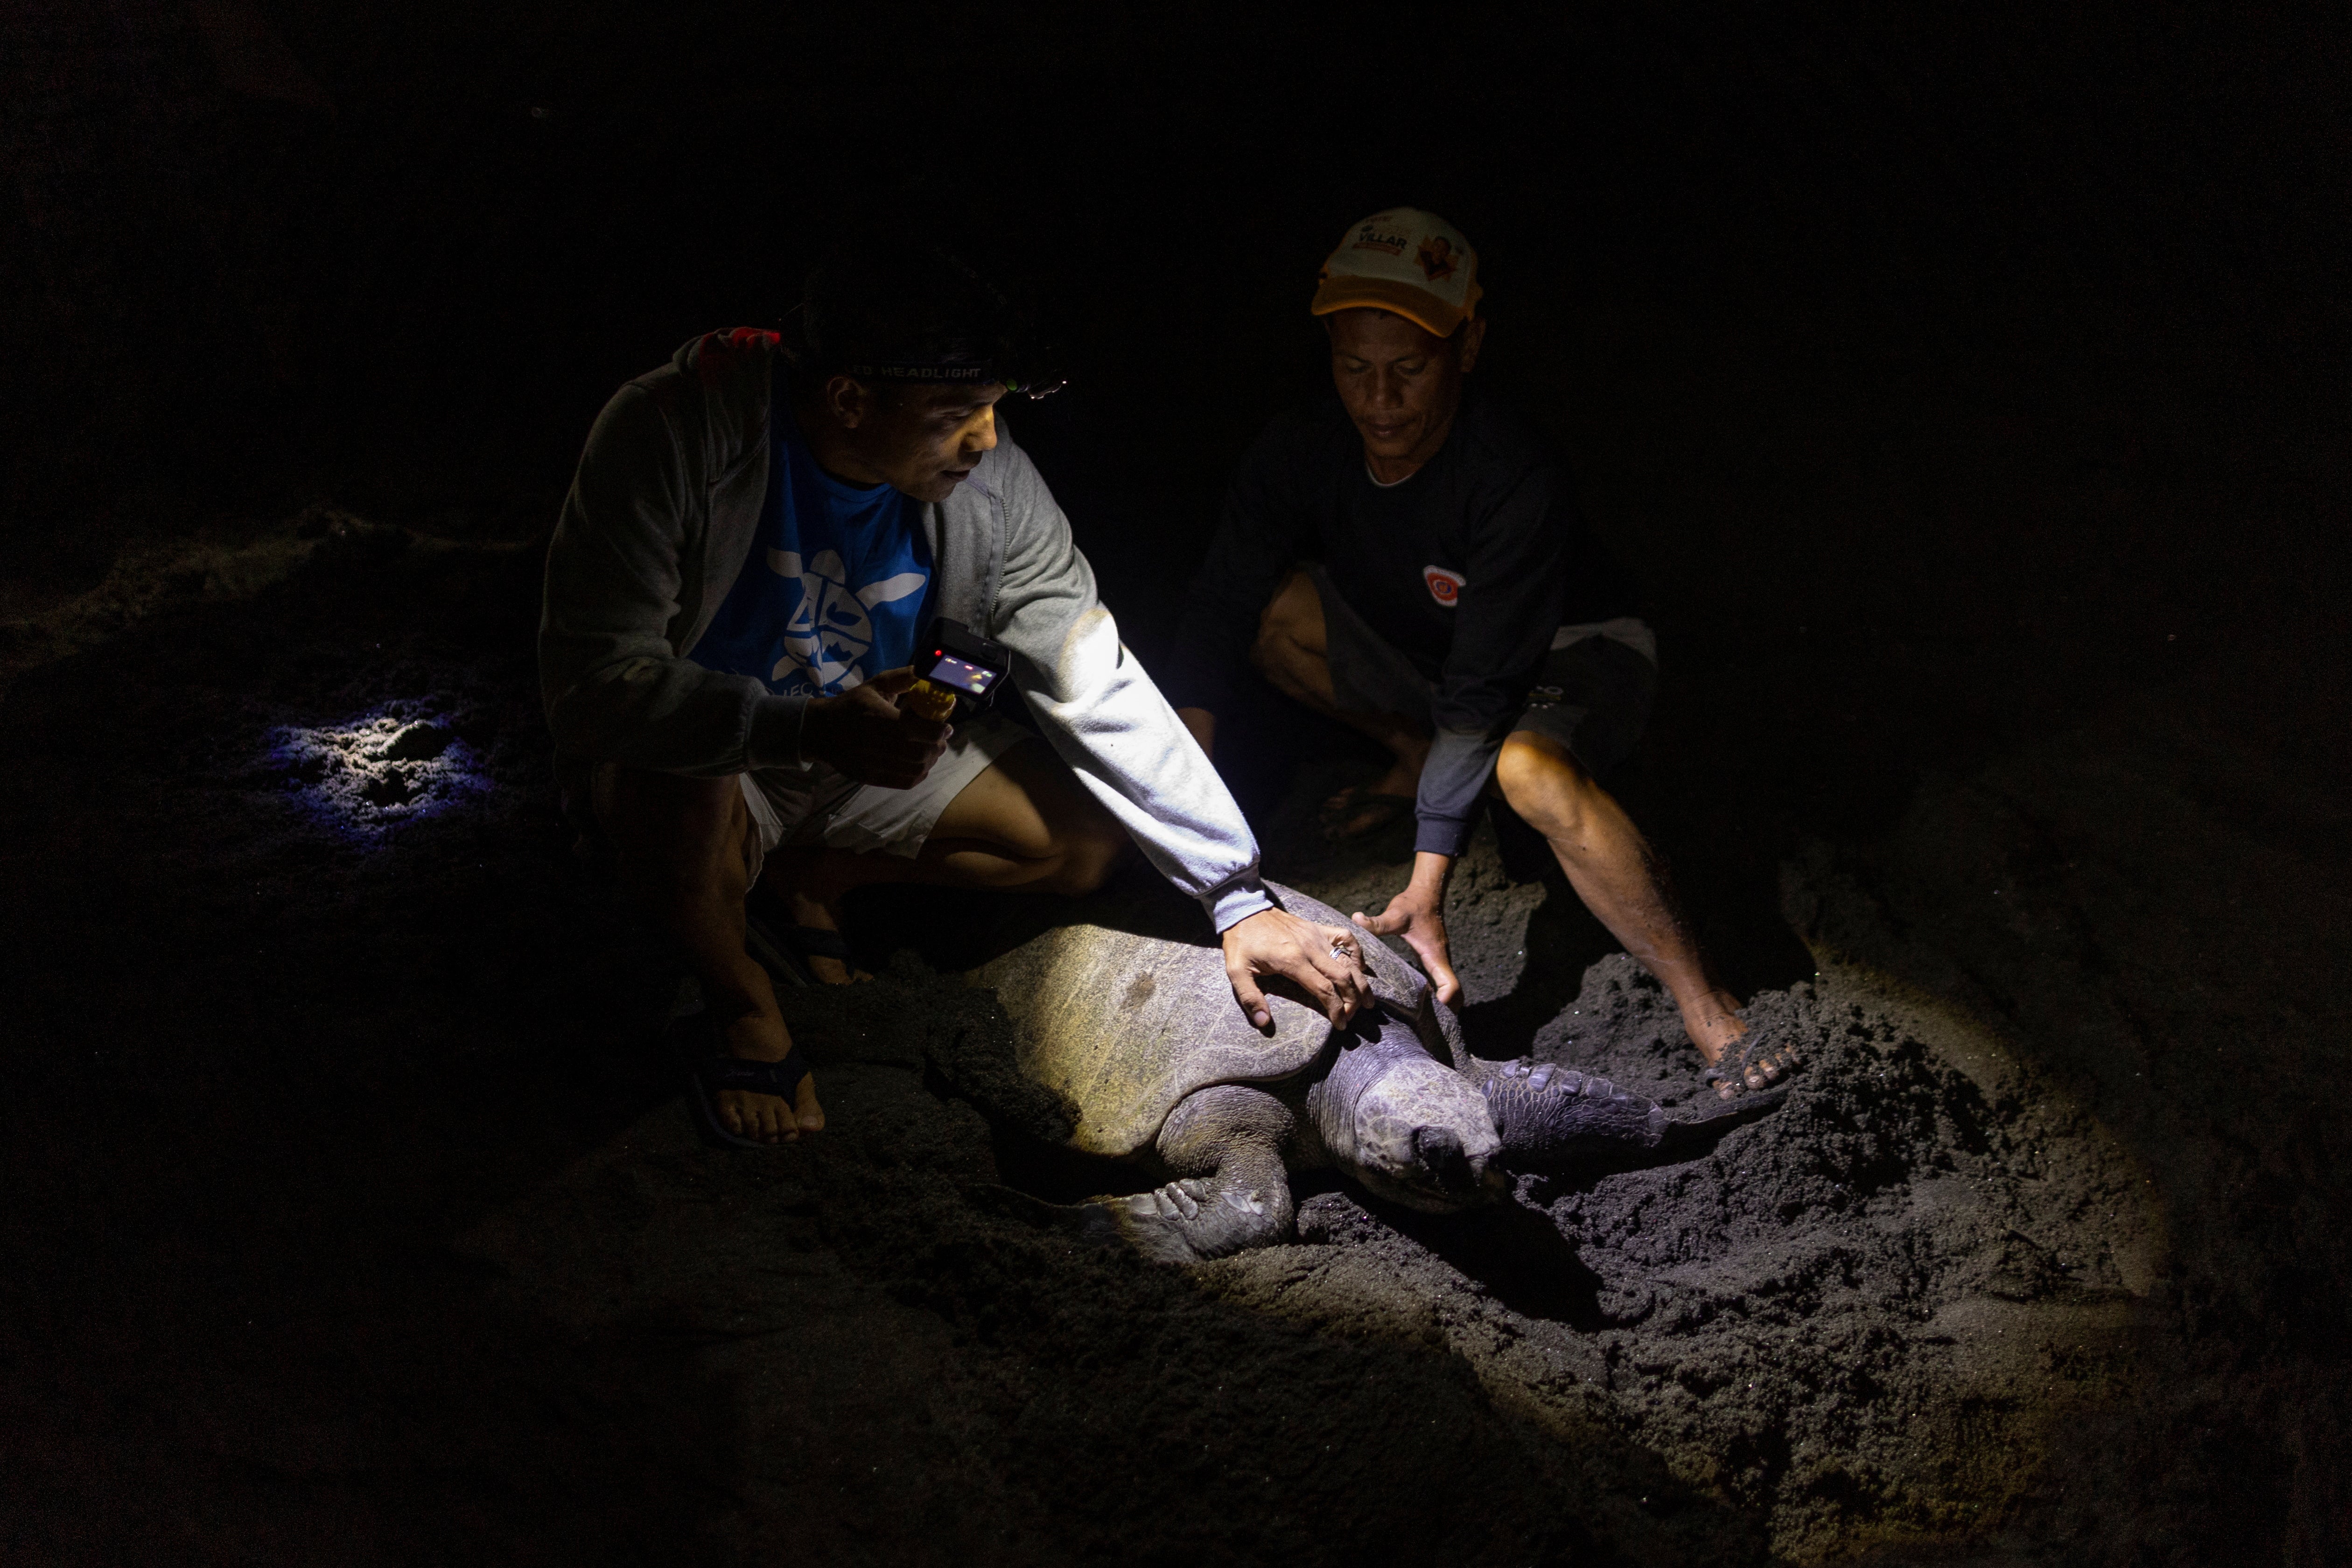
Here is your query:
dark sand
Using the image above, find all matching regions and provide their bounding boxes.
[0,520,2334,1563]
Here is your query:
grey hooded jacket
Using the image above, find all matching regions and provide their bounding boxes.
[538,328,1274,932]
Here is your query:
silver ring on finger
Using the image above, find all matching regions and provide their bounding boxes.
[1329,937,1357,961]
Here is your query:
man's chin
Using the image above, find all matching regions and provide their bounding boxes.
[908,470,974,504]
[1357,430,1421,462]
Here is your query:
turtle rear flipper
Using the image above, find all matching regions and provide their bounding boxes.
[1481,1060,1666,1168]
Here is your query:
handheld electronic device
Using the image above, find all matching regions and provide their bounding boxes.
[903,617,1010,721]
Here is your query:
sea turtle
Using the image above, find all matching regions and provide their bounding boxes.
[966,880,1670,1263]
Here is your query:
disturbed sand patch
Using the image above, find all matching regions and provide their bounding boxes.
[264,703,496,840]
[460,899,2157,1563]
[1187,848,2158,1560]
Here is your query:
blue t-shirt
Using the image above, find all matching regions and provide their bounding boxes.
[691,402,933,699]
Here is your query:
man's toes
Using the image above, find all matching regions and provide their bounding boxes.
[794,1077,825,1133]
[755,1092,793,1142]
[719,1091,761,1141]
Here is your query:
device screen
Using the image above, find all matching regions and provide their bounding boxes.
[928,652,998,695]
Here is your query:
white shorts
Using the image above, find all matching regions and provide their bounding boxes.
[736,710,1032,880]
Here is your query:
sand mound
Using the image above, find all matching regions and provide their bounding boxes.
[1197,940,2157,1558]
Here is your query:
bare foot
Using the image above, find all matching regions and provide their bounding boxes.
[1318,784,1415,840]
[713,1007,826,1142]
[1319,749,1427,840]
[1686,993,1804,1100]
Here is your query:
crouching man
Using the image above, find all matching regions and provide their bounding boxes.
[540,235,1370,1144]
[1161,208,1798,1099]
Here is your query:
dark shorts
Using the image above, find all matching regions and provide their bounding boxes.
[1305,563,1659,778]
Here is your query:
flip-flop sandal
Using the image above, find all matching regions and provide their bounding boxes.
[671,1005,815,1149]
[743,888,857,987]
[1316,785,1414,841]
[1704,1016,1804,1099]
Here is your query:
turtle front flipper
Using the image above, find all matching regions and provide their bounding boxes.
[1480,1060,1666,1168]
[1090,1085,1296,1263]
[1092,1171,1288,1263]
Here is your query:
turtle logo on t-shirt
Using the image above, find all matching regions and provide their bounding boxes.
[768,547,928,693]
[1424,565,1465,607]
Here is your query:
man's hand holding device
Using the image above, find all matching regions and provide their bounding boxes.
[804,617,1008,789]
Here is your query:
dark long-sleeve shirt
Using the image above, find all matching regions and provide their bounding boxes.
[1160,390,1637,855]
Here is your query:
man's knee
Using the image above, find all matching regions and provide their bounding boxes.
[596,764,751,889]
[1249,570,1324,680]
[1042,799,1132,896]
[1247,614,1297,677]
[1496,733,1598,840]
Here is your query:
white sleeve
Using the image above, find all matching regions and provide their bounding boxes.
[985,450,1273,932]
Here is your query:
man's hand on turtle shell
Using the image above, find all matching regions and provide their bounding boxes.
[1223,908,1369,1031]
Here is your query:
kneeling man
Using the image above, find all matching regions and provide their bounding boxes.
[541,236,1369,1144]
[1162,208,1797,1099]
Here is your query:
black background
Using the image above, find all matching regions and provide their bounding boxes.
[9,0,2345,973]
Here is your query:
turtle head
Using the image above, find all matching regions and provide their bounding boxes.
[1345,1053,1507,1213]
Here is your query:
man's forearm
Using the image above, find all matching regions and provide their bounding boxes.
[1008,606,1263,924]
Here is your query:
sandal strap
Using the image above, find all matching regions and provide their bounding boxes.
[696,1051,812,1100]
[781,924,854,962]
[743,887,855,963]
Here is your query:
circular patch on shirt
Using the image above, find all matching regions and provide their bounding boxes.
[1424,565,1465,607]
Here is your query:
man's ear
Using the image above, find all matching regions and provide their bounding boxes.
[823,374,874,430]
[1456,315,1489,375]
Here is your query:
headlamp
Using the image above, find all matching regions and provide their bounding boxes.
[841,358,1066,400]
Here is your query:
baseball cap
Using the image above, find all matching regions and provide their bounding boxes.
[1309,208,1483,337]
